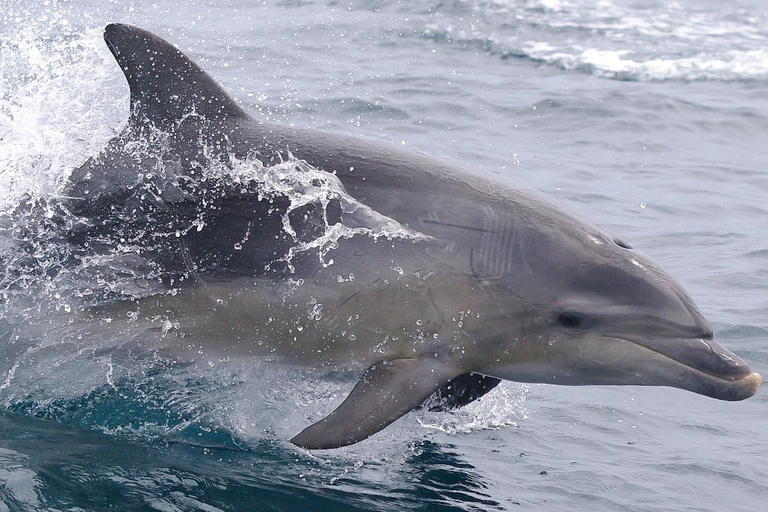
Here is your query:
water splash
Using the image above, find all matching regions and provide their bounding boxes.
[0,16,516,453]
[0,22,126,211]
[0,19,434,450]
[417,383,529,435]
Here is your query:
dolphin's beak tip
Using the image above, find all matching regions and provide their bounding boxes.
[729,371,763,401]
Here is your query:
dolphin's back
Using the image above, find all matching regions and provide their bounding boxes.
[78,23,605,268]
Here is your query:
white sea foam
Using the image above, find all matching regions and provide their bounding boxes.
[423,0,768,81]
[0,24,126,212]
[523,46,768,81]
[416,382,529,435]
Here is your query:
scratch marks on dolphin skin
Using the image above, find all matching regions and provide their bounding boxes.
[422,219,492,233]
[476,205,532,280]
[333,287,366,313]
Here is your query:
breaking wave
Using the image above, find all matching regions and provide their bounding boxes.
[422,0,768,81]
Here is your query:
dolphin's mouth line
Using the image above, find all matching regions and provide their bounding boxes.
[605,336,762,390]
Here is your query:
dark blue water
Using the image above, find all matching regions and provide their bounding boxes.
[1,1,767,510]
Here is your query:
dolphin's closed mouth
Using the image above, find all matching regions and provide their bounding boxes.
[686,368,762,401]
[616,336,763,401]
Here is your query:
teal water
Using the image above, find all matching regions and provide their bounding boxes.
[1,1,767,510]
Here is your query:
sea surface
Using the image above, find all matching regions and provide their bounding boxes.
[1,0,768,510]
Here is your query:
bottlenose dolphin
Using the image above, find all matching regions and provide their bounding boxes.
[62,24,761,449]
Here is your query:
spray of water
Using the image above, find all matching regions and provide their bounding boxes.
[0,21,527,450]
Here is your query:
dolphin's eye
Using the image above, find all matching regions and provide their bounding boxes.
[557,311,587,329]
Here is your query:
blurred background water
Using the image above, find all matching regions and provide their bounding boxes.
[1,0,767,510]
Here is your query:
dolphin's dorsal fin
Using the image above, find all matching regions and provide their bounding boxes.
[291,358,458,449]
[103,23,249,130]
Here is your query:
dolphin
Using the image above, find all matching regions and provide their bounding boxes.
[60,24,761,450]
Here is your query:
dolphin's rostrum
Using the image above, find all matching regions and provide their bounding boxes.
[63,24,762,450]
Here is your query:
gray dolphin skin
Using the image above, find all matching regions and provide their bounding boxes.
[64,24,762,450]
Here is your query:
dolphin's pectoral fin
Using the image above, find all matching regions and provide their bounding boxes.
[422,372,501,412]
[291,358,457,449]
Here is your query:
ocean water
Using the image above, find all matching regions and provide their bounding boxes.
[1,0,768,510]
